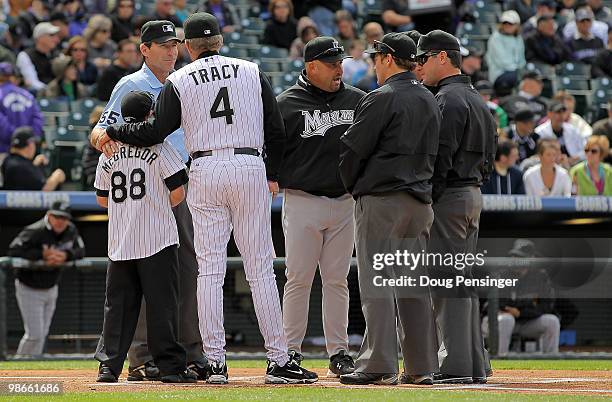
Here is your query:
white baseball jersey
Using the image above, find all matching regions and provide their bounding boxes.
[94,142,186,261]
[167,54,264,153]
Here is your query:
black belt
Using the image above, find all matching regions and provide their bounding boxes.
[191,148,260,160]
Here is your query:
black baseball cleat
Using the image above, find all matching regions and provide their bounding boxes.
[328,350,355,377]
[206,361,229,384]
[187,359,210,381]
[265,358,318,384]
[97,364,118,383]
[433,373,473,384]
[127,360,161,381]
[473,376,487,384]
[160,368,198,383]
[339,372,398,385]
[288,350,304,365]
[399,373,434,385]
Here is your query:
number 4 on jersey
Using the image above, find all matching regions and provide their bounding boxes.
[210,87,234,124]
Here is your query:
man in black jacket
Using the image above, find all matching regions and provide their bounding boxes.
[8,201,85,357]
[418,29,497,384]
[277,37,365,377]
[524,15,571,66]
[339,33,441,386]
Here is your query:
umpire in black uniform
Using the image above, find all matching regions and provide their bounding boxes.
[417,30,497,384]
[338,33,441,386]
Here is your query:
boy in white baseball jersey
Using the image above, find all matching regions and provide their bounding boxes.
[94,91,197,383]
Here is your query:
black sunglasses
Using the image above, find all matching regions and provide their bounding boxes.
[416,51,441,66]
[371,40,395,54]
[312,44,344,60]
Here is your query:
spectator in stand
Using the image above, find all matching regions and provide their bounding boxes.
[174,0,192,24]
[506,108,541,162]
[263,0,298,50]
[523,138,572,196]
[362,22,384,46]
[506,0,537,24]
[481,140,526,195]
[592,101,612,150]
[153,0,183,27]
[567,7,605,63]
[475,80,509,129]
[96,39,140,101]
[536,100,588,162]
[84,15,117,72]
[591,29,612,77]
[111,0,137,43]
[39,55,88,99]
[524,15,572,65]
[16,22,61,93]
[0,63,43,154]
[522,0,557,36]
[64,36,98,88]
[305,0,340,37]
[500,71,549,123]
[553,91,593,137]
[486,11,526,97]
[342,39,367,85]
[1,127,66,191]
[570,135,612,195]
[587,0,612,23]
[563,4,609,45]
[289,17,319,61]
[197,0,239,32]
[335,10,357,50]
[482,239,561,355]
[460,46,487,84]
[63,0,88,37]
[11,0,49,50]
[8,200,85,358]
[382,0,415,32]
[49,12,70,50]
[81,105,104,189]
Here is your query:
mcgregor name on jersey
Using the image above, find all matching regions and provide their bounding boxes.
[301,109,354,138]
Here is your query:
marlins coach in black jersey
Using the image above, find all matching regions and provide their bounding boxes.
[276,36,365,377]
[338,33,441,386]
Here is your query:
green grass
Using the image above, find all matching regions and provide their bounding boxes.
[2,389,611,402]
[1,359,611,371]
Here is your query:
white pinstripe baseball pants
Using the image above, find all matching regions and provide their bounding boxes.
[187,150,288,365]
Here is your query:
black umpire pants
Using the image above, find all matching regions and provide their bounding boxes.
[94,245,186,377]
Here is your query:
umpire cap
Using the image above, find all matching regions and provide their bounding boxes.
[141,20,180,44]
[416,29,461,57]
[364,32,417,61]
[121,91,155,123]
[304,36,350,63]
[184,12,221,39]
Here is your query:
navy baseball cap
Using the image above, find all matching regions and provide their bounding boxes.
[416,29,461,57]
[364,32,417,61]
[184,12,221,39]
[141,20,180,44]
[304,36,350,63]
[121,91,155,123]
[10,126,36,148]
[515,108,536,122]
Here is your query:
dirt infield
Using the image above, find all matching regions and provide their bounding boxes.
[1,368,611,396]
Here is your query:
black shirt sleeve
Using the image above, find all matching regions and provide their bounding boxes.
[260,71,286,181]
[106,80,182,147]
[8,226,43,260]
[164,169,189,191]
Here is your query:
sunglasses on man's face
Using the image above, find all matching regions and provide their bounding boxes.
[416,51,441,66]
[371,40,395,54]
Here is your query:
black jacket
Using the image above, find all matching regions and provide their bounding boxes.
[277,72,365,198]
[432,74,497,202]
[524,31,571,66]
[263,18,298,50]
[339,71,441,203]
[8,217,86,289]
[1,153,46,190]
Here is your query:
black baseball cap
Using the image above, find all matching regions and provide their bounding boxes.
[304,36,350,63]
[184,12,221,39]
[11,126,36,148]
[121,91,155,123]
[537,14,555,24]
[474,80,493,95]
[549,100,567,113]
[48,200,72,219]
[141,20,180,44]
[364,32,417,61]
[416,29,461,57]
[522,70,543,82]
[515,108,536,122]
[403,30,422,47]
